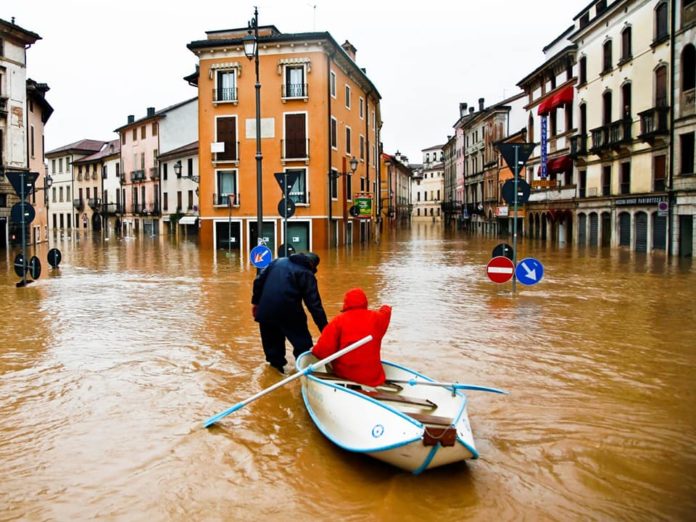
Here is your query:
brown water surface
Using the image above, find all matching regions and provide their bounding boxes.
[1,224,695,521]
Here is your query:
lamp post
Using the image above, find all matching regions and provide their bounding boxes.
[173,160,182,178]
[328,156,358,247]
[244,7,264,250]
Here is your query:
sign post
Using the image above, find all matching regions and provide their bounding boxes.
[274,171,299,257]
[7,170,38,287]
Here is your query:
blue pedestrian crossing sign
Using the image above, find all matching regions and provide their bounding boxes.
[250,244,273,269]
[515,257,544,286]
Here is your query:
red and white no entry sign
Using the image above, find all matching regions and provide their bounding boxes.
[486,256,515,283]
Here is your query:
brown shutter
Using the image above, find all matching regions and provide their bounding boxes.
[285,114,306,158]
[217,117,237,160]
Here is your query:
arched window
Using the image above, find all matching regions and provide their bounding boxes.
[528,113,535,141]
[602,40,613,73]
[603,90,613,125]
[682,44,695,94]
[621,27,632,62]
[580,103,588,135]
[655,2,668,42]
[655,65,668,107]
[622,82,632,118]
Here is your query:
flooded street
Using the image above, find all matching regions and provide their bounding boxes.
[1,224,695,521]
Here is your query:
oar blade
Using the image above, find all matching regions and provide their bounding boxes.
[203,402,245,428]
[452,384,508,394]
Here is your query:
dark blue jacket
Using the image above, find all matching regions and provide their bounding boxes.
[251,254,328,330]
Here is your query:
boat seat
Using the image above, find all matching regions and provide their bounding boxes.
[406,412,455,426]
[310,371,403,392]
[358,390,437,409]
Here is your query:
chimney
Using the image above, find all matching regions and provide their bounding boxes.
[146,107,156,117]
[459,102,468,117]
[341,40,357,61]
[478,97,485,111]
[127,115,135,124]
[469,107,474,114]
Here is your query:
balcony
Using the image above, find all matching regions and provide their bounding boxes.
[638,106,670,143]
[281,138,309,161]
[213,193,240,207]
[682,88,695,118]
[213,141,239,163]
[589,125,610,155]
[684,1,696,27]
[213,87,238,104]
[73,198,84,210]
[0,96,7,117]
[281,83,308,101]
[88,197,101,210]
[131,170,145,182]
[104,203,122,215]
[569,134,588,158]
[149,167,159,180]
[608,118,632,149]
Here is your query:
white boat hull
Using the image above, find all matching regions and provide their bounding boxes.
[296,353,478,474]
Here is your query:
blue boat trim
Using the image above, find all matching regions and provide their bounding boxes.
[412,443,441,475]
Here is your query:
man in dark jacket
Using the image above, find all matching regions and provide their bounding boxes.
[251,252,328,374]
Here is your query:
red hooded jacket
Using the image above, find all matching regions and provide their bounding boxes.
[312,288,392,386]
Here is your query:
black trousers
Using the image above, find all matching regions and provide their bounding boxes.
[259,321,313,368]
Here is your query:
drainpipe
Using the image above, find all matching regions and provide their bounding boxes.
[327,52,334,247]
[667,0,677,257]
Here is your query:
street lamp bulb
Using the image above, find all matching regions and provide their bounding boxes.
[243,32,257,60]
[349,156,358,173]
[174,161,182,176]
[45,175,53,188]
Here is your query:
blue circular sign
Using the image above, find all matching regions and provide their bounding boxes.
[250,245,273,269]
[515,257,544,286]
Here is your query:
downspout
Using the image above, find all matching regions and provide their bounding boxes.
[326,52,334,247]
[667,0,677,257]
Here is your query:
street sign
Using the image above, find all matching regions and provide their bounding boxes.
[5,171,38,199]
[250,244,273,269]
[515,257,544,286]
[13,254,27,278]
[486,256,515,284]
[277,197,296,218]
[274,171,300,193]
[47,248,62,268]
[658,200,668,217]
[497,143,536,173]
[492,243,514,260]
[29,256,41,280]
[10,201,36,224]
[501,178,531,206]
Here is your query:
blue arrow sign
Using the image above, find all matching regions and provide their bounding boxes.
[250,245,273,269]
[515,257,544,286]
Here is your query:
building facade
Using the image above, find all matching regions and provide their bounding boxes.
[412,145,444,222]
[158,141,199,235]
[187,25,381,255]
[380,151,413,230]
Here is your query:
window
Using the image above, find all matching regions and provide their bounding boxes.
[654,155,666,191]
[177,191,182,211]
[163,163,168,181]
[284,113,308,159]
[51,159,56,173]
[345,127,352,155]
[528,113,535,141]
[602,40,613,73]
[188,158,193,176]
[620,162,631,194]
[622,83,632,119]
[330,168,338,199]
[66,187,70,201]
[579,56,587,85]
[359,97,364,119]
[132,128,137,141]
[216,116,238,161]
[655,2,668,42]
[621,27,632,62]
[579,170,587,198]
[330,71,336,98]
[187,190,193,210]
[216,69,237,102]
[30,126,35,158]
[656,66,668,107]
[681,45,695,96]
[330,117,338,149]
[284,66,306,98]
[681,132,695,175]
[360,135,365,161]
[550,109,557,136]
[345,85,351,109]
[603,90,612,125]
[163,192,168,212]
[602,165,611,196]
[59,158,63,172]
[216,170,237,206]
[565,104,573,132]
[141,126,146,139]
[346,173,352,200]
[152,122,158,136]
[285,168,308,204]
[121,133,126,145]
[52,187,56,203]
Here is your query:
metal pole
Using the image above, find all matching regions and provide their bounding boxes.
[283,170,288,257]
[228,196,232,254]
[20,171,27,287]
[253,7,263,248]
[512,146,519,294]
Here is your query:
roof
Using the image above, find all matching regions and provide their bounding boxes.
[158,141,199,161]
[422,144,444,152]
[517,44,577,88]
[73,139,120,164]
[0,18,41,45]
[542,26,575,54]
[26,78,53,124]
[113,97,198,132]
[46,139,108,157]
[187,30,381,100]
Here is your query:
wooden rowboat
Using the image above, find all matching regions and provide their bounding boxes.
[295,352,479,474]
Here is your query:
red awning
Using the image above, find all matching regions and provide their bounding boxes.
[537,85,574,115]
[546,155,572,173]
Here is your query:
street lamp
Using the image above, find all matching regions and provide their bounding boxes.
[244,6,264,249]
[174,160,182,178]
[328,156,359,247]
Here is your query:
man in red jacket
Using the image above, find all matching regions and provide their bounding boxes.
[312,288,391,387]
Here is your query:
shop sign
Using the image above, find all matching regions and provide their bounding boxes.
[496,206,509,217]
[354,192,373,218]
[615,196,664,206]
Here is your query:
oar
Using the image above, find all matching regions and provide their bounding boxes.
[393,379,508,395]
[203,334,373,428]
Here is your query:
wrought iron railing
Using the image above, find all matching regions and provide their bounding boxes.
[282,83,308,99]
[213,87,238,103]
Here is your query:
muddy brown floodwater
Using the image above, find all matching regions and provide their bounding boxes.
[1,223,695,521]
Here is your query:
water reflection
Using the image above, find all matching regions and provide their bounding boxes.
[0,225,694,520]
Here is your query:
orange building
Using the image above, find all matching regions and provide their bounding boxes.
[186,25,381,255]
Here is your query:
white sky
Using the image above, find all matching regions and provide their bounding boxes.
[6,0,588,162]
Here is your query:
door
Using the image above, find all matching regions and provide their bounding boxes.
[635,211,648,252]
[619,212,631,246]
[286,221,310,252]
[249,221,276,254]
[601,212,611,247]
[652,213,666,250]
[589,212,599,246]
[680,215,693,257]
[578,213,587,246]
[215,220,241,251]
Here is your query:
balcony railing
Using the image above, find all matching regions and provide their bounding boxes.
[213,193,240,206]
[73,198,84,210]
[149,167,159,180]
[589,125,610,155]
[281,138,309,160]
[213,87,238,103]
[104,203,122,215]
[131,170,145,182]
[638,106,670,141]
[281,83,308,100]
[682,88,695,118]
[213,141,239,163]
[569,134,588,158]
[0,96,7,116]
[88,197,101,210]
[608,118,632,148]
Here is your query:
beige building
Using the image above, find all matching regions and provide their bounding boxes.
[412,145,444,222]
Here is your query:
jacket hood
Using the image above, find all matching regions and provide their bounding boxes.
[341,288,368,312]
[289,253,318,273]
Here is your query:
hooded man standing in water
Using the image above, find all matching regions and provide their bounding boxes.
[251,252,328,374]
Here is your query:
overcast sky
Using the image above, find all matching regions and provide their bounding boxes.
[7,0,588,163]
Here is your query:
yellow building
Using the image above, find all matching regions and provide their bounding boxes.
[186,24,381,255]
